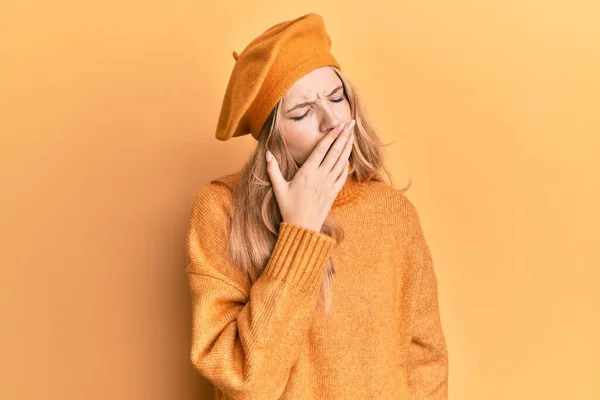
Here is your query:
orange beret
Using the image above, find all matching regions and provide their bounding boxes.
[215,13,341,141]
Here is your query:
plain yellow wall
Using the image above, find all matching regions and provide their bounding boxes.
[1,1,599,399]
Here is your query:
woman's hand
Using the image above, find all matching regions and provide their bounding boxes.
[266,119,356,233]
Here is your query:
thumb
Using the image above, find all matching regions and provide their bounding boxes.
[265,150,287,195]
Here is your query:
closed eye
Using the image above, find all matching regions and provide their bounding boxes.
[291,96,346,122]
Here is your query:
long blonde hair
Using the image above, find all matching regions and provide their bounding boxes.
[227,66,410,315]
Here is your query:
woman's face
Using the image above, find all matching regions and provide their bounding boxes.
[279,66,352,164]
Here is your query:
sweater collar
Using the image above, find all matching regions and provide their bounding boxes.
[332,173,366,207]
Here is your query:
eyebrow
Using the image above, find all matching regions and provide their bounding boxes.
[284,85,344,114]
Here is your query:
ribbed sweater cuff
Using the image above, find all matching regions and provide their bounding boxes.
[263,222,336,294]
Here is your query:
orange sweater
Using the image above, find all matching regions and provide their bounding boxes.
[186,171,449,399]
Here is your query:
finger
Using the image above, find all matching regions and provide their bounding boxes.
[330,130,354,179]
[320,119,355,174]
[302,122,346,171]
[265,150,287,195]
[334,160,350,189]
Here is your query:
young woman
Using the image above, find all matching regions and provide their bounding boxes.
[186,13,449,400]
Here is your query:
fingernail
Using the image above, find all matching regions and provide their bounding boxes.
[266,150,272,162]
[348,119,356,130]
[337,123,346,132]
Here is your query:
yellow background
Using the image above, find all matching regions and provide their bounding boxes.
[1,1,599,399]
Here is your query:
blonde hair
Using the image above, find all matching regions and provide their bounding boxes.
[227,66,411,315]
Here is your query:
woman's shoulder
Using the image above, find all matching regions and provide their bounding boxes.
[190,171,240,219]
[363,178,419,213]
[359,178,426,237]
[210,171,241,191]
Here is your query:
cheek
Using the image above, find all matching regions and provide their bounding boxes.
[282,123,320,158]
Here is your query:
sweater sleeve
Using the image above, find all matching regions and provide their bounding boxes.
[406,204,449,399]
[185,183,335,400]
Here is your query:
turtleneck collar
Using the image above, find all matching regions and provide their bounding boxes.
[332,173,366,207]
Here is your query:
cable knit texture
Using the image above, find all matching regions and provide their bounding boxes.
[186,171,449,399]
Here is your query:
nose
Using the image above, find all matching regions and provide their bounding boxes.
[317,99,342,133]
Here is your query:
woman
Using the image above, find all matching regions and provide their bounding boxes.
[186,13,449,399]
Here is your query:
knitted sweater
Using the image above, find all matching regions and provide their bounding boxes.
[186,171,449,399]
